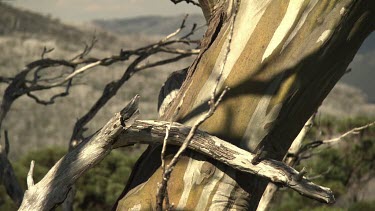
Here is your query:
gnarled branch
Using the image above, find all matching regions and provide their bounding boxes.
[19,97,334,210]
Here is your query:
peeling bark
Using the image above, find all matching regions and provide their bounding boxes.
[118,0,374,210]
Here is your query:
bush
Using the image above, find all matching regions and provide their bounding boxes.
[0,147,140,210]
[271,117,375,210]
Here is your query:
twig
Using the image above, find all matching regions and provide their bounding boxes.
[257,116,315,211]
[299,121,375,155]
[68,16,200,148]
[156,2,238,208]
[160,124,172,209]
[170,0,200,7]
[156,87,229,210]
[321,121,374,144]
[4,130,9,156]
[307,167,332,180]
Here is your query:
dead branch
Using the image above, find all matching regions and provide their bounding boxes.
[18,96,140,211]
[0,21,199,131]
[257,119,375,211]
[60,17,200,209]
[156,87,229,210]
[68,16,200,148]
[320,121,374,144]
[257,116,315,211]
[27,160,35,188]
[18,97,334,210]
[298,121,375,157]
[0,132,24,207]
[156,2,238,208]
[170,0,200,7]
[114,119,335,204]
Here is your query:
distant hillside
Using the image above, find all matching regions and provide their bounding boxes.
[93,14,206,38]
[342,33,375,103]
[0,2,121,50]
[321,83,375,117]
[0,2,83,41]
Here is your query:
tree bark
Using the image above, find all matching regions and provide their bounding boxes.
[17,97,333,210]
[116,0,374,210]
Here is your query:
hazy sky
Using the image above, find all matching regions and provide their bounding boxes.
[7,0,201,23]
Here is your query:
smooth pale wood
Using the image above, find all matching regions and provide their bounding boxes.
[257,117,314,211]
[119,0,374,210]
[16,113,334,211]
[18,96,139,211]
[114,120,334,203]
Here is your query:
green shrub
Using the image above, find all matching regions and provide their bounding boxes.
[271,117,375,210]
[0,147,139,210]
[348,201,375,211]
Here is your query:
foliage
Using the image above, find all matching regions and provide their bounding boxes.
[0,147,139,210]
[271,117,375,210]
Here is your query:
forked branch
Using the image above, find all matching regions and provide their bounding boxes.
[19,97,334,210]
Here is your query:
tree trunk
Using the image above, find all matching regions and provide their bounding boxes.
[115,0,374,210]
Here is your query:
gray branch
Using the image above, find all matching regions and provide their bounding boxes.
[19,96,334,210]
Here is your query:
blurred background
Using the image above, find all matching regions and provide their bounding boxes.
[0,1,374,210]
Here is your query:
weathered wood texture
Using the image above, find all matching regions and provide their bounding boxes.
[16,97,332,210]
[257,116,314,211]
[198,0,221,21]
[118,0,374,210]
[115,120,334,204]
[18,97,140,211]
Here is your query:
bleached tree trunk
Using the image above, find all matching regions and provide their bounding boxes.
[115,0,374,210]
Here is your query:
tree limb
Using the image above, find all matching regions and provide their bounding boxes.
[19,96,140,211]
[18,97,334,210]
[114,119,335,204]
[257,116,315,211]
[0,132,23,207]
[170,0,200,7]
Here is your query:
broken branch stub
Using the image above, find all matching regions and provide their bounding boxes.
[18,96,334,210]
[18,96,140,211]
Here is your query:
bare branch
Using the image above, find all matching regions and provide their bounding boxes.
[257,118,374,211]
[68,15,201,151]
[0,134,24,207]
[27,160,35,189]
[156,87,229,210]
[257,116,315,211]
[170,0,200,7]
[320,121,374,144]
[160,124,172,209]
[26,80,72,105]
[307,167,333,180]
[299,121,375,155]
[19,96,140,211]
[115,119,335,204]
[41,46,54,59]
[156,2,238,207]
[0,76,14,84]
[18,97,334,210]
[4,130,9,156]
